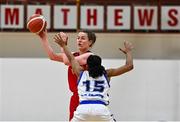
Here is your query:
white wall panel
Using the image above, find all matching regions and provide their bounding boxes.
[0,58,180,121]
[0,59,2,120]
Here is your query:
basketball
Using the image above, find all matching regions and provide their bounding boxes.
[27,14,47,34]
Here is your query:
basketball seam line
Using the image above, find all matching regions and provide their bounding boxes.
[27,16,45,34]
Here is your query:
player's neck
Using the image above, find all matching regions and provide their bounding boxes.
[79,50,90,55]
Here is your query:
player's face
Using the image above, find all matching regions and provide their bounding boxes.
[76,32,92,53]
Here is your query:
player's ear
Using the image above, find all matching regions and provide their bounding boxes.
[86,64,88,70]
[89,40,93,47]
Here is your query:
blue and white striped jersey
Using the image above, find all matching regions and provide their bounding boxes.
[77,71,110,105]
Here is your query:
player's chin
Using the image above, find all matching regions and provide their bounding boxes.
[78,46,83,49]
[78,47,86,52]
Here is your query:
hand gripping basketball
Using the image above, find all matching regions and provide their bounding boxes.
[27,14,47,34]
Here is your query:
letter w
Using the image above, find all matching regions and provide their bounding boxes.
[138,9,154,26]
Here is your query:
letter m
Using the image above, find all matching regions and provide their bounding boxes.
[5,8,19,25]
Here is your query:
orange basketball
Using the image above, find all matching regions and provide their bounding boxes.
[27,14,47,34]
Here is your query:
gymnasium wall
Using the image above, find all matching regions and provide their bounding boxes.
[0,58,180,121]
[1,32,180,59]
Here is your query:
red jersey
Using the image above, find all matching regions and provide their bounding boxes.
[68,52,80,120]
[68,52,80,93]
[67,52,89,120]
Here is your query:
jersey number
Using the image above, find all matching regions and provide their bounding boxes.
[83,80,105,92]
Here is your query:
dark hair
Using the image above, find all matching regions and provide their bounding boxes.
[87,55,105,78]
[79,30,96,47]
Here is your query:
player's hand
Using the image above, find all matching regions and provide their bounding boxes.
[119,41,133,54]
[59,32,68,45]
[54,33,66,47]
[38,29,48,40]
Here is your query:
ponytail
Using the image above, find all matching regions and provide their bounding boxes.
[89,65,105,78]
[87,55,105,78]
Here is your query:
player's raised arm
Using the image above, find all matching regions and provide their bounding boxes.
[54,33,82,77]
[38,30,65,62]
[57,32,94,66]
[38,31,93,66]
[62,52,93,65]
[106,41,134,77]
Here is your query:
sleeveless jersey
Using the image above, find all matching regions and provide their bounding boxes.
[68,52,89,92]
[68,52,80,120]
[68,52,89,120]
[68,52,80,93]
[78,71,110,105]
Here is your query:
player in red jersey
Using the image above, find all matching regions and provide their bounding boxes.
[38,30,96,120]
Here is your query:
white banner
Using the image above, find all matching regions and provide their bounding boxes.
[0,4,180,31]
[134,6,158,30]
[107,6,131,30]
[161,6,180,30]
[27,5,51,29]
[1,5,24,29]
[54,5,77,29]
[80,6,104,30]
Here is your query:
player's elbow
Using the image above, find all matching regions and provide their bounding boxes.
[49,56,56,61]
[47,52,56,60]
[125,63,133,72]
[127,64,134,71]
[49,54,63,62]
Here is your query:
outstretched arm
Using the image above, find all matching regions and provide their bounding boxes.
[56,32,93,65]
[38,30,65,62]
[54,33,82,77]
[106,41,134,77]
[38,30,93,66]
